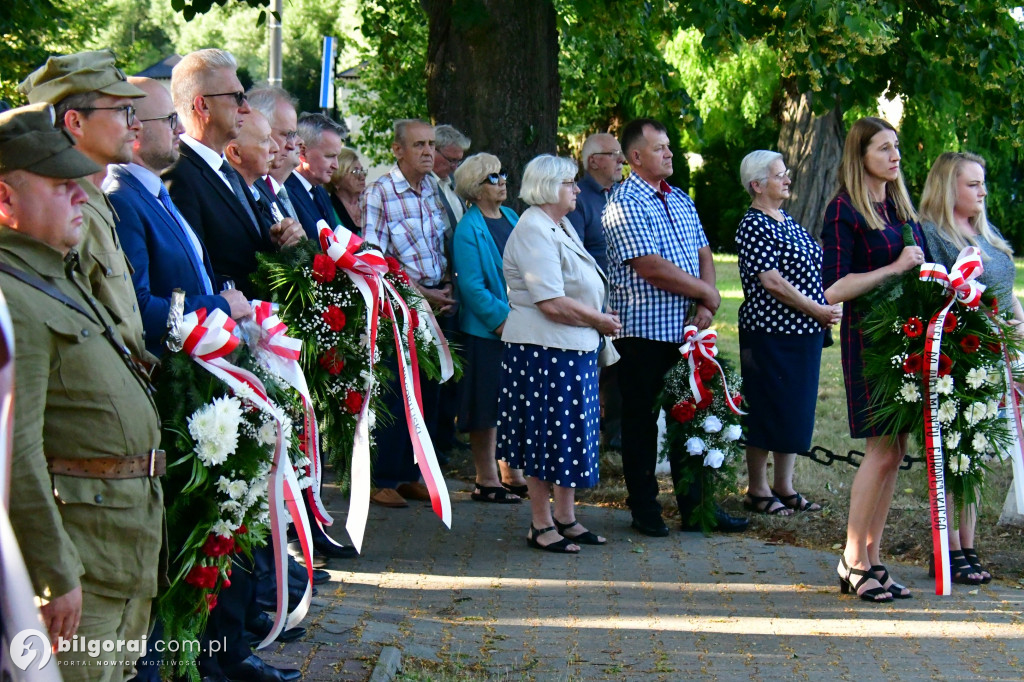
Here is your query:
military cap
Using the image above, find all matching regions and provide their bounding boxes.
[17,49,145,105]
[0,103,101,178]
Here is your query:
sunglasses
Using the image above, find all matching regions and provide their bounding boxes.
[74,104,137,127]
[201,91,247,107]
[480,171,508,185]
[138,112,179,130]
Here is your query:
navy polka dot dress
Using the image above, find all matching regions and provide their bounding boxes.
[496,343,601,488]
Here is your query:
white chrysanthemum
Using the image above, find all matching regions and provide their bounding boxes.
[966,367,988,390]
[367,409,377,429]
[258,421,278,446]
[949,453,970,475]
[722,424,742,442]
[987,366,1003,385]
[703,449,725,468]
[188,408,217,443]
[211,520,234,538]
[934,375,954,395]
[937,401,958,424]
[226,480,248,500]
[987,400,1002,419]
[945,431,961,449]
[972,432,990,453]
[219,500,243,519]
[702,415,723,433]
[964,402,987,426]
[216,476,232,495]
[196,439,228,467]
[900,382,921,403]
[685,437,705,455]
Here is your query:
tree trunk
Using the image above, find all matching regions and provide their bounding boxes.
[421,0,560,210]
[777,90,845,239]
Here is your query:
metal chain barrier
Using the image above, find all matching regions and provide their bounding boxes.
[796,444,923,471]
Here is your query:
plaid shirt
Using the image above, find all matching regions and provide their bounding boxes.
[603,172,709,342]
[363,166,448,286]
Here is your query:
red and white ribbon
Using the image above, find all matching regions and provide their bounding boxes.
[677,325,745,415]
[317,221,453,552]
[180,307,312,646]
[918,246,986,595]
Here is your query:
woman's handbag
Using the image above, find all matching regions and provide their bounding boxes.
[598,335,620,367]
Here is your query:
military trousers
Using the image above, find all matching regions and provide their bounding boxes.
[56,591,151,682]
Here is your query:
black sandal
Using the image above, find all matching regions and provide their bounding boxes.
[527,524,579,553]
[502,482,529,499]
[837,556,892,603]
[962,548,992,583]
[929,549,984,585]
[743,493,792,515]
[772,489,822,512]
[554,518,606,545]
[471,484,521,504]
[871,565,912,599]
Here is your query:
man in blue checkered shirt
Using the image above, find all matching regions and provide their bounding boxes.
[603,118,748,537]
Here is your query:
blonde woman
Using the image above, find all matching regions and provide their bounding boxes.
[822,117,928,603]
[328,147,366,234]
[919,152,1022,584]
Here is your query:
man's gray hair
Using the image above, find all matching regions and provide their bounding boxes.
[297,112,346,148]
[581,132,615,169]
[246,86,298,128]
[520,154,577,206]
[171,49,238,120]
[739,149,783,197]
[434,124,470,152]
[393,118,431,145]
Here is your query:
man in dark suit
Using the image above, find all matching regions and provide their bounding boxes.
[163,49,303,300]
[247,87,301,223]
[285,112,343,240]
[160,49,304,682]
[104,77,251,357]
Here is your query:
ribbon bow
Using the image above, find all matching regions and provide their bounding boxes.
[317,221,454,552]
[678,325,745,415]
[919,246,986,309]
[180,307,313,647]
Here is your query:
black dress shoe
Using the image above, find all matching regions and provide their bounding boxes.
[286,557,330,585]
[221,654,301,682]
[246,612,307,645]
[630,518,670,537]
[681,508,750,533]
[312,538,358,559]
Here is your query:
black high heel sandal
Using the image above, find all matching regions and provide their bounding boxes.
[871,565,912,599]
[837,556,893,603]
[554,518,606,545]
[961,548,992,583]
[928,549,984,585]
[527,524,579,554]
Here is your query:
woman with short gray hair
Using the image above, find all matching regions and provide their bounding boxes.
[498,154,621,552]
[735,150,841,517]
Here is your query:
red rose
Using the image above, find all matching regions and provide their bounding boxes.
[236,525,247,536]
[319,347,345,374]
[205,593,218,611]
[902,353,923,374]
[201,534,236,557]
[670,401,696,423]
[696,391,714,410]
[960,334,981,353]
[311,254,337,283]
[322,305,347,331]
[385,256,402,274]
[345,389,363,414]
[903,317,924,338]
[938,353,953,376]
[732,394,743,407]
[185,565,219,590]
[410,308,420,328]
[697,361,717,382]
[943,314,958,333]
[987,341,1003,354]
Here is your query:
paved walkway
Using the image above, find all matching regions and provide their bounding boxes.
[262,481,1024,681]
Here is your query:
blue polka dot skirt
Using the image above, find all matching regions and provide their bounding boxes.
[496,342,600,488]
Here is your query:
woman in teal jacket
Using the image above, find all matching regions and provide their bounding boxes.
[452,153,527,502]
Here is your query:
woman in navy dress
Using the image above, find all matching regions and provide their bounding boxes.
[822,117,927,603]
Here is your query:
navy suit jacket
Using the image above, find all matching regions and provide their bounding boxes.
[284,173,333,242]
[105,165,230,356]
[163,142,274,298]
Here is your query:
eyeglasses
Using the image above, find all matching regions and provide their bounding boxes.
[480,171,508,185]
[349,168,367,177]
[438,150,463,168]
[769,169,791,180]
[201,91,247,107]
[592,151,624,159]
[561,180,579,189]
[138,112,179,129]
[74,104,137,127]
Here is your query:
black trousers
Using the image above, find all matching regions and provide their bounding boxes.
[373,354,442,488]
[615,337,704,522]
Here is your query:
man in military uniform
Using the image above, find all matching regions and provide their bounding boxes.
[17,49,150,362]
[0,103,163,681]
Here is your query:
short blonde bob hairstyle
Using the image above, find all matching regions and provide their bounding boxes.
[519,154,577,206]
[453,153,501,203]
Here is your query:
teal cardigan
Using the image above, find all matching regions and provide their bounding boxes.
[452,204,519,339]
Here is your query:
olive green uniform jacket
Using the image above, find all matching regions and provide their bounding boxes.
[0,229,163,600]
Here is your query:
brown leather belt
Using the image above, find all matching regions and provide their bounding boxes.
[47,449,166,479]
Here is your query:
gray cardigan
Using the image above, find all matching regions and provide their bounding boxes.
[501,205,607,352]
